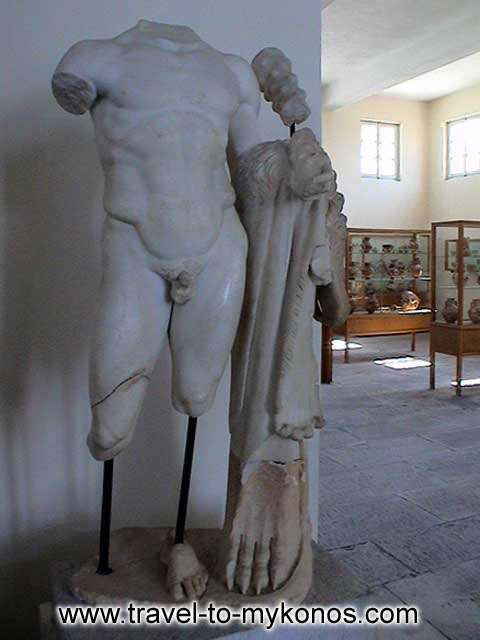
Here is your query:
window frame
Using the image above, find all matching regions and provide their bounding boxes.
[360,119,401,181]
[446,113,480,180]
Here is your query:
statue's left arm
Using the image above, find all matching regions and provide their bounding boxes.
[224,54,263,170]
[224,50,350,328]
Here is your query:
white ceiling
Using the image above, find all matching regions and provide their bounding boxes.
[322,0,480,109]
[383,51,480,102]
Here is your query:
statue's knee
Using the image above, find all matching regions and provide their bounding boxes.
[172,386,214,417]
[88,371,150,460]
[88,412,122,457]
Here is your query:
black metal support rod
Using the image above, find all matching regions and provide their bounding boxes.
[290,123,296,137]
[175,416,198,545]
[96,459,114,575]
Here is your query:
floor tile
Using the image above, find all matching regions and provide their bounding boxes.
[421,426,480,451]
[318,496,441,549]
[353,587,450,639]
[327,542,413,587]
[387,558,480,640]
[400,481,480,521]
[375,516,480,574]
[319,334,480,640]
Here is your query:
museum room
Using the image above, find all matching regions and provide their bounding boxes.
[0,1,479,639]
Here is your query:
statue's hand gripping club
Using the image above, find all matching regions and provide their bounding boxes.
[251,47,311,128]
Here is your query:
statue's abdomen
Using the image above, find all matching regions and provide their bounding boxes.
[94,106,236,261]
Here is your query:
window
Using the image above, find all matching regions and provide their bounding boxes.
[447,115,480,178]
[361,120,400,180]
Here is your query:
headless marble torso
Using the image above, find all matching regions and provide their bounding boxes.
[52,21,261,460]
[93,22,239,263]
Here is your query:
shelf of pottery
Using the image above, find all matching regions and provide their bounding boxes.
[335,228,432,363]
[430,220,480,396]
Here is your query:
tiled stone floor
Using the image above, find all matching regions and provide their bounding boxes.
[318,333,480,640]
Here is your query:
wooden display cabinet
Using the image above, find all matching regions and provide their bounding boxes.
[430,220,480,396]
[336,227,432,363]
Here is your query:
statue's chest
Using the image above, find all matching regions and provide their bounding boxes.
[111,47,240,116]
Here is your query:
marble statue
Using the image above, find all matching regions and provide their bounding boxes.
[52,20,348,605]
[223,129,349,601]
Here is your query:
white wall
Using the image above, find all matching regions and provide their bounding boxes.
[322,96,430,229]
[428,83,480,222]
[0,2,322,636]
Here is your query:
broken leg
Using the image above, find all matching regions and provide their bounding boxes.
[88,371,151,461]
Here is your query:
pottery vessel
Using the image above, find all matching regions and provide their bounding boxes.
[365,294,378,314]
[362,262,373,279]
[362,237,372,254]
[411,257,423,278]
[442,298,458,324]
[451,270,469,286]
[387,260,400,278]
[386,277,395,292]
[468,298,480,324]
[400,290,420,312]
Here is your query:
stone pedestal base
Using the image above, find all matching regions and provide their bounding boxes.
[70,527,310,607]
[48,528,379,639]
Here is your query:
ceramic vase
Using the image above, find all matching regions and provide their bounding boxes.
[442,298,458,324]
[387,260,400,278]
[362,262,373,279]
[411,258,423,278]
[362,237,372,254]
[400,290,420,312]
[365,294,378,314]
[409,237,419,253]
[468,298,480,324]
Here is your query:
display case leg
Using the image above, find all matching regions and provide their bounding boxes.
[96,459,114,575]
[411,332,416,352]
[321,325,333,384]
[344,330,350,363]
[456,355,463,398]
[429,353,435,390]
[174,416,198,545]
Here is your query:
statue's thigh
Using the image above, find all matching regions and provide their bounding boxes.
[90,220,171,402]
[169,211,247,416]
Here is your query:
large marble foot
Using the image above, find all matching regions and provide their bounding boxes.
[161,538,209,602]
[222,454,308,596]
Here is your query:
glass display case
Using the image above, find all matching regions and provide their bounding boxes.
[430,220,480,395]
[338,228,432,362]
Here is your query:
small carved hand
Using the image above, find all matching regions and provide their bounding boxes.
[286,129,335,200]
